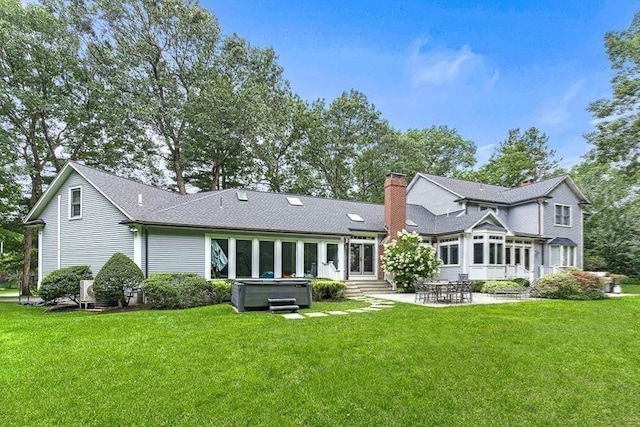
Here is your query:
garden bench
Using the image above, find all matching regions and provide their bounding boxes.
[491,288,529,300]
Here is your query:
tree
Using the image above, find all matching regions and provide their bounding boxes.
[587,12,640,173]
[298,90,392,199]
[404,126,476,177]
[89,0,223,194]
[571,159,640,276]
[1,0,99,293]
[470,127,560,187]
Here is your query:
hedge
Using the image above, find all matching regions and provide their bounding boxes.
[311,279,346,301]
[532,271,606,300]
[480,280,523,293]
[143,273,217,309]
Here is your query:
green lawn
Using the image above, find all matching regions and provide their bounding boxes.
[1,299,640,426]
[622,283,640,294]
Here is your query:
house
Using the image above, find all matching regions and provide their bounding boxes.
[23,162,588,286]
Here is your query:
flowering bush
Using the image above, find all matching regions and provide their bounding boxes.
[381,230,442,290]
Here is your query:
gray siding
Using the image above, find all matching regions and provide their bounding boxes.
[407,178,462,215]
[507,202,539,235]
[543,183,584,267]
[146,227,206,276]
[39,172,133,278]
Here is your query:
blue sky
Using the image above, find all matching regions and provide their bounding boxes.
[204,0,639,168]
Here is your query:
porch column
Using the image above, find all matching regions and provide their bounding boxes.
[274,240,282,278]
[252,238,259,278]
[296,241,304,278]
[228,238,236,279]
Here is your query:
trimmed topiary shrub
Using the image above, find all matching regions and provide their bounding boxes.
[94,253,144,307]
[39,265,93,304]
[210,279,232,303]
[532,272,606,300]
[480,280,523,293]
[311,279,346,301]
[143,273,213,309]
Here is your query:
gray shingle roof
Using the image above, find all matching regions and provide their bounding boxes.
[417,173,583,204]
[136,188,386,235]
[34,163,561,239]
[548,237,577,246]
[71,162,183,219]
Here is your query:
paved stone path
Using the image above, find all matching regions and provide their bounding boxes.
[281,296,395,319]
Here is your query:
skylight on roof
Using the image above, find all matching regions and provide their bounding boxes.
[237,191,248,201]
[406,219,417,227]
[347,213,364,222]
[287,197,303,206]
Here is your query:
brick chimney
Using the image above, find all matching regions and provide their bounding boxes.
[384,172,407,240]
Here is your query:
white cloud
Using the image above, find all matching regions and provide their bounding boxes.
[535,79,586,127]
[408,39,493,86]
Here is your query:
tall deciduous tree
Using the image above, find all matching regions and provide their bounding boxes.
[571,159,640,275]
[0,0,95,293]
[469,127,560,187]
[587,12,640,173]
[299,90,391,199]
[90,0,222,194]
[404,126,476,177]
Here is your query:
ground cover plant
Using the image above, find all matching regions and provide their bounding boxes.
[1,298,640,426]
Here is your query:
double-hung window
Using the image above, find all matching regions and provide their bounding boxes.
[69,187,82,219]
[554,204,571,226]
[438,238,459,265]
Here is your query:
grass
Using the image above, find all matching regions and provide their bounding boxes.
[622,283,640,294]
[1,299,640,426]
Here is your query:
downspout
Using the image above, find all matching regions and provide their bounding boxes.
[144,225,149,278]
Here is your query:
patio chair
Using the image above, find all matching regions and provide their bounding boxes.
[415,279,431,303]
[458,281,473,303]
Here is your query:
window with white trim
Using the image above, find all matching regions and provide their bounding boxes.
[554,204,571,226]
[69,186,82,219]
[550,245,575,267]
[438,238,459,265]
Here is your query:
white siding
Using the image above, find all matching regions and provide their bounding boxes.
[507,203,539,235]
[544,183,584,268]
[39,172,133,279]
[407,177,462,215]
[146,227,206,276]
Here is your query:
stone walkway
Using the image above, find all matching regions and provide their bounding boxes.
[281,296,395,319]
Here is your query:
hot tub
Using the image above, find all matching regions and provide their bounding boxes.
[231,279,312,312]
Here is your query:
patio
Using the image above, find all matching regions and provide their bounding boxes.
[371,291,535,307]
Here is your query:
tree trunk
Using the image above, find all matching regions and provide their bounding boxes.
[21,229,32,296]
[22,169,43,295]
[172,148,186,194]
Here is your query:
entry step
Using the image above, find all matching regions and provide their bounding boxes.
[269,304,300,313]
[268,298,297,305]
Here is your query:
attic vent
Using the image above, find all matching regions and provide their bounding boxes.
[286,197,303,206]
[347,213,364,222]
[405,219,417,227]
[237,191,248,201]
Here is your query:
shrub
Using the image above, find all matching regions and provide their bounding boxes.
[569,270,606,295]
[480,280,522,293]
[609,274,628,285]
[210,279,232,303]
[512,277,531,288]
[143,273,212,309]
[94,253,144,306]
[532,272,606,300]
[381,230,442,290]
[472,281,484,293]
[311,279,346,301]
[39,265,93,304]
